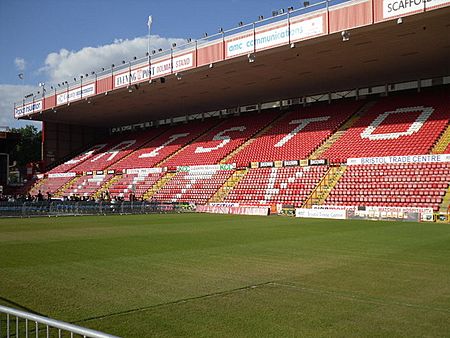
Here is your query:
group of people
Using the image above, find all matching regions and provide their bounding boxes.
[0,189,141,204]
[0,190,51,203]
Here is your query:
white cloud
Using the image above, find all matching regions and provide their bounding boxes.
[41,35,187,84]
[14,57,27,71]
[0,85,41,129]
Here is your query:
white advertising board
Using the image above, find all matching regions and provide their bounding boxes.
[226,16,323,58]
[57,83,96,105]
[15,100,43,118]
[383,0,450,19]
[347,154,450,165]
[295,208,347,219]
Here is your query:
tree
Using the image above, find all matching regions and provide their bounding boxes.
[10,125,42,168]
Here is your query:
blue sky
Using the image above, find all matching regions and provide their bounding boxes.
[0,0,299,128]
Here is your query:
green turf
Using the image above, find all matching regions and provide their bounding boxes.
[1,214,450,337]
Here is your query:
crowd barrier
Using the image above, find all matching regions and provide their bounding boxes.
[0,201,192,218]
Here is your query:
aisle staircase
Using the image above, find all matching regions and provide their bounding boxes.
[308,101,376,160]
[208,169,248,203]
[29,178,47,195]
[431,125,450,154]
[438,185,450,214]
[53,176,80,198]
[302,165,347,208]
[93,174,122,199]
[143,172,176,200]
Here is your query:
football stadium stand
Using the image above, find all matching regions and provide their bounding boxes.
[224,166,328,207]
[111,119,219,170]
[322,89,450,163]
[325,162,450,211]
[26,86,450,212]
[61,174,113,198]
[48,127,167,174]
[161,110,282,167]
[29,175,74,196]
[152,168,233,204]
[229,101,362,165]
[108,171,165,199]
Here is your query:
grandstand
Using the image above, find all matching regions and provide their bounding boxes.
[13,1,450,217]
[3,1,450,337]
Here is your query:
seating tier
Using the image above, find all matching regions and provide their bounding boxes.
[224,166,328,207]
[322,90,450,163]
[325,162,450,211]
[229,101,361,165]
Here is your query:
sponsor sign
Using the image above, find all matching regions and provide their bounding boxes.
[283,160,299,167]
[48,172,76,178]
[57,83,96,105]
[126,168,164,175]
[210,202,240,207]
[177,164,236,172]
[259,161,274,168]
[274,161,283,168]
[86,171,93,175]
[114,66,151,88]
[300,159,309,166]
[197,205,270,216]
[313,205,356,210]
[347,154,450,165]
[96,170,104,175]
[383,0,450,18]
[114,54,193,88]
[15,100,43,118]
[226,16,323,58]
[295,208,347,219]
[348,208,420,222]
[151,53,194,78]
[309,159,328,166]
[107,170,115,174]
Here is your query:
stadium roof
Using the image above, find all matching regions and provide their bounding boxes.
[27,7,450,128]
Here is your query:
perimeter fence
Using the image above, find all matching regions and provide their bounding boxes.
[0,200,195,218]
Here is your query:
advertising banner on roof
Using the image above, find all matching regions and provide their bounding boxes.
[14,100,43,118]
[57,83,96,105]
[225,16,324,58]
[114,53,194,88]
[383,0,450,18]
[114,66,151,89]
[151,53,194,78]
[347,154,450,165]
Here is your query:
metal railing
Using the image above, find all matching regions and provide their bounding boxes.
[0,200,195,218]
[0,305,119,338]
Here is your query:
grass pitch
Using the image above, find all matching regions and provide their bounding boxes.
[0,213,450,337]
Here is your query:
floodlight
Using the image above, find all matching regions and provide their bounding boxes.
[341,30,350,42]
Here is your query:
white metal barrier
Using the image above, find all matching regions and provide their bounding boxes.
[0,305,120,338]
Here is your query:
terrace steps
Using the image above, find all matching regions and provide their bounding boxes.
[143,172,176,200]
[302,165,347,208]
[94,174,122,199]
[54,176,80,198]
[208,169,249,203]
[438,185,450,214]
[29,177,47,195]
[432,124,450,154]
